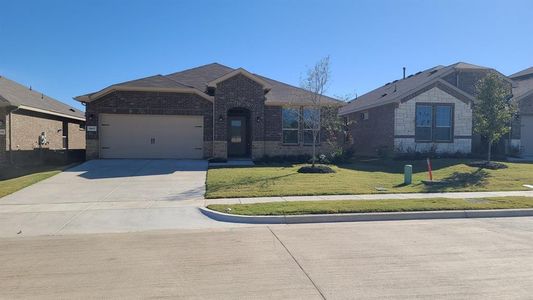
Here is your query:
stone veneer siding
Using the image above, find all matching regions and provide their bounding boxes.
[85,91,213,160]
[394,87,472,153]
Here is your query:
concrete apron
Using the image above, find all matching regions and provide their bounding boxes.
[200,207,533,224]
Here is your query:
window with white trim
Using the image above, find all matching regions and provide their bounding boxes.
[282,107,299,144]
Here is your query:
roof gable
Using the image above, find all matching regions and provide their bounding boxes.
[207,68,272,90]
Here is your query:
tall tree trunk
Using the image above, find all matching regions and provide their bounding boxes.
[487,140,493,163]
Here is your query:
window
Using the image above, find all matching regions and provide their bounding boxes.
[415,104,453,142]
[434,105,452,141]
[282,107,299,144]
[360,111,369,120]
[303,107,320,145]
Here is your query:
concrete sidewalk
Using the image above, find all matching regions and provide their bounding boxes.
[205,190,533,205]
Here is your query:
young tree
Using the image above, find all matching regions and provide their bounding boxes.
[474,73,516,162]
[299,56,331,167]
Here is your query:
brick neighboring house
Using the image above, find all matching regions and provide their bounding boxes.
[75,63,342,160]
[339,62,518,156]
[509,67,533,157]
[0,76,86,165]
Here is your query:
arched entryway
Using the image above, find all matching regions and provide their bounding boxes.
[227,108,251,158]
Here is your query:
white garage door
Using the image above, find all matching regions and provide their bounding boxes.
[522,115,533,156]
[99,114,204,159]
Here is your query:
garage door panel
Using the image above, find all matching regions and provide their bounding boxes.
[100,114,204,159]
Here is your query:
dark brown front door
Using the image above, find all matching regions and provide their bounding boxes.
[228,116,247,157]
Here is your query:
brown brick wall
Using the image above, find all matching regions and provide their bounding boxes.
[68,122,86,149]
[85,91,213,159]
[264,105,282,141]
[213,74,266,142]
[346,103,396,156]
[0,108,6,164]
[8,110,84,151]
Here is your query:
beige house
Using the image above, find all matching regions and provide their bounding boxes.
[0,76,86,165]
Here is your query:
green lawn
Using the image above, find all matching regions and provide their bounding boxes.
[206,159,533,198]
[207,197,533,215]
[0,164,74,198]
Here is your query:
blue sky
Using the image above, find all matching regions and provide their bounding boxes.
[1,0,532,111]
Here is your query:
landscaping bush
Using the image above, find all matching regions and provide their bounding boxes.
[297,165,335,173]
[467,161,508,170]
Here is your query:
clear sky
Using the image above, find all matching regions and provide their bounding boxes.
[1,0,532,111]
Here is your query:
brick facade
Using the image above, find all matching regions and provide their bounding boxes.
[0,108,85,165]
[213,74,266,159]
[6,110,85,151]
[0,108,6,164]
[346,103,396,156]
[84,74,338,160]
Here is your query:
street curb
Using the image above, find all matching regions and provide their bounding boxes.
[199,207,533,224]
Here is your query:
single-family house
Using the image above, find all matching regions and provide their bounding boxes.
[509,67,533,156]
[75,63,342,160]
[339,62,520,156]
[0,76,86,165]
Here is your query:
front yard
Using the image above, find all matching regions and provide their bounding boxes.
[206,159,533,198]
[0,164,74,198]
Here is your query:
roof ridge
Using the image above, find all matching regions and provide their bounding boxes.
[166,62,234,77]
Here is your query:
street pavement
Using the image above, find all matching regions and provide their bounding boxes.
[1,217,533,299]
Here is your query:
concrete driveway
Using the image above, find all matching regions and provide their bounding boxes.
[0,160,240,237]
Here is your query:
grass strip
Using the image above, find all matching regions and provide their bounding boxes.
[207,197,533,216]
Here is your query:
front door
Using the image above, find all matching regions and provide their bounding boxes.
[227,116,247,157]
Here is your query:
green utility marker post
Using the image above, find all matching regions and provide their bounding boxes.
[404,165,413,185]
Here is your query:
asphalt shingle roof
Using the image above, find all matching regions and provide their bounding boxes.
[339,62,492,115]
[78,63,343,106]
[0,76,85,120]
[510,67,533,79]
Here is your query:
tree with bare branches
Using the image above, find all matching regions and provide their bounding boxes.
[298,56,331,167]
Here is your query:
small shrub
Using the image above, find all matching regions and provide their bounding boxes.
[297,165,336,173]
[467,161,508,170]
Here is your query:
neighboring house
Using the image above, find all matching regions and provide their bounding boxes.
[0,76,86,165]
[75,63,342,160]
[339,62,517,156]
[510,67,533,156]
